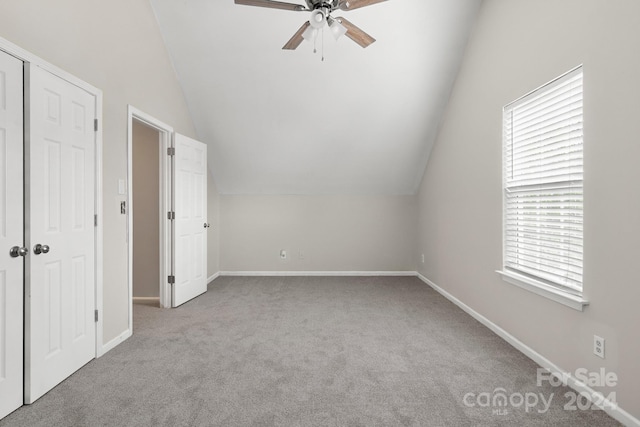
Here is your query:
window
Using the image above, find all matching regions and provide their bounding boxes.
[500,67,587,310]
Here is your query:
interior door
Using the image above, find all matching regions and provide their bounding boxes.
[25,64,96,403]
[172,133,207,307]
[0,50,24,419]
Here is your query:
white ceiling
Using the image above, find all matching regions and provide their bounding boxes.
[149,0,482,195]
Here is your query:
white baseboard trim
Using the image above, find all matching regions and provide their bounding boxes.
[207,272,220,284]
[219,271,417,277]
[98,328,132,358]
[416,273,639,427]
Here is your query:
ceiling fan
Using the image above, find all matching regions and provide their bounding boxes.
[234,0,388,50]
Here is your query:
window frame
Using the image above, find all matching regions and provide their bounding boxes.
[497,66,589,311]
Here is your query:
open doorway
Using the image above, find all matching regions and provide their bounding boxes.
[126,107,209,325]
[132,121,161,306]
[126,106,174,334]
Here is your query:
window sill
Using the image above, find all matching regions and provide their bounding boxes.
[496,270,589,312]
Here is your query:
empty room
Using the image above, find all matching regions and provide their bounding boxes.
[0,0,638,426]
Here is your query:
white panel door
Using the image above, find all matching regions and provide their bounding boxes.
[173,133,207,307]
[25,65,96,403]
[0,51,24,419]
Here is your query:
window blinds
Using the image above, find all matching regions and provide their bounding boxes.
[503,68,584,292]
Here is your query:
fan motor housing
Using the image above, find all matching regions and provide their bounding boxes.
[307,0,339,11]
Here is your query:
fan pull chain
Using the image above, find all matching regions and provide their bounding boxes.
[321,27,325,62]
[313,28,318,54]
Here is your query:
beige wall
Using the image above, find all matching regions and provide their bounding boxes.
[417,0,640,420]
[207,170,220,279]
[221,195,417,272]
[0,0,197,343]
[132,121,160,298]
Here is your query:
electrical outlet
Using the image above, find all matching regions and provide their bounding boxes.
[421,254,425,263]
[298,251,304,260]
[279,249,287,260]
[594,335,605,359]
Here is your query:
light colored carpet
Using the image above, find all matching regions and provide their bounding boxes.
[1,276,620,426]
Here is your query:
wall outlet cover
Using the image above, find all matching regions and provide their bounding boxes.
[593,335,605,359]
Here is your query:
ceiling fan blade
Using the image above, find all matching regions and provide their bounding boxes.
[283,21,311,50]
[235,0,307,12]
[338,0,388,11]
[336,17,376,48]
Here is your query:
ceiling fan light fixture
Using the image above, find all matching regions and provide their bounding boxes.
[302,25,318,42]
[328,17,347,40]
[309,9,326,29]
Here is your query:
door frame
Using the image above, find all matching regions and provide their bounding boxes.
[0,35,105,357]
[126,106,173,316]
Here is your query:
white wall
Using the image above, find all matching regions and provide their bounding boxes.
[221,195,417,272]
[132,121,160,298]
[417,0,640,421]
[0,0,198,343]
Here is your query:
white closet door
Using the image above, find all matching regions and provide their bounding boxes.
[172,133,207,307]
[0,50,24,419]
[25,65,96,404]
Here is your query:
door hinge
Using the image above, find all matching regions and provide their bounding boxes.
[94,214,98,227]
[167,211,175,220]
[168,275,175,284]
[94,119,99,132]
[95,310,99,322]
[167,147,175,156]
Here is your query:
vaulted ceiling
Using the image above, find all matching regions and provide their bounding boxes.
[149,0,482,195]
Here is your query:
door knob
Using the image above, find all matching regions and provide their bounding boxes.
[10,246,28,258]
[34,244,50,255]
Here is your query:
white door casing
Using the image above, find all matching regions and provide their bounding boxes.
[0,50,23,420]
[25,64,96,403]
[172,134,207,307]
[127,107,174,311]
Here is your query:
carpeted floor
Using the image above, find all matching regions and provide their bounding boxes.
[1,276,620,426]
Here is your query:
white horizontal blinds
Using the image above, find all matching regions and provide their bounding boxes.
[504,68,584,292]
